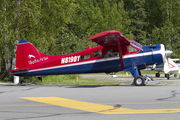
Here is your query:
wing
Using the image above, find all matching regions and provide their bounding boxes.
[87,30,130,69]
[87,30,130,47]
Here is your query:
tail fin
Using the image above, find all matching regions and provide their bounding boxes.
[16,39,48,69]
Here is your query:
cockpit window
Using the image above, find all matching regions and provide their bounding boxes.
[105,49,119,58]
[131,41,142,48]
[127,46,137,52]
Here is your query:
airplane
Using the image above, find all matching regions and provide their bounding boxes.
[9,30,172,86]
[144,58,180,79]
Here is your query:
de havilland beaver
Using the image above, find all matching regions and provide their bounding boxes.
[10,30,173,86]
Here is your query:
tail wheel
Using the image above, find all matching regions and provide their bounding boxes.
[37,77,42,81]
[134,76,145,86]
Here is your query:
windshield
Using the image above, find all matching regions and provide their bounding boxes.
[131,41,142,48]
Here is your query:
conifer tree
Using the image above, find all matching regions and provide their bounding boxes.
[126,0,147,43]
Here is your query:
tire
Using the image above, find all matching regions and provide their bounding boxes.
[165,74,169,79]
[155,73,160,77]
[174,74,177,78]
[134,76,145,86]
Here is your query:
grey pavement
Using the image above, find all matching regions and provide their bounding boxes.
[0,83,180,120]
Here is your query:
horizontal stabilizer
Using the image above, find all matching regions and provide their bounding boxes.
[9,69,29,73]
[164,58,179,74]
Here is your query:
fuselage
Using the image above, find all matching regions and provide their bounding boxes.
[13,40,166,77]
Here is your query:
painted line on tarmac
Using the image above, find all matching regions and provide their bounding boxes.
[20,97,180,114]
[104,101,180,105]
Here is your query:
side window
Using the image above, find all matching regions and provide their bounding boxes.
[92,50,102,57]
[81,54,90,60]
[105,49,119,58]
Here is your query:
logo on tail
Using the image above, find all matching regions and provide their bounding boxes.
[28,54,36,59]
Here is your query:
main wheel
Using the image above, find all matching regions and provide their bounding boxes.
[155,73,160,77]
[174,74,177,78]
[165,74,170,79]
[134,76,145,86]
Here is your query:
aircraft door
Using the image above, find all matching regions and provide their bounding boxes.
[104,49,120,72]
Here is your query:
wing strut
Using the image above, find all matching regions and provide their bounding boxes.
[116,35,125,69]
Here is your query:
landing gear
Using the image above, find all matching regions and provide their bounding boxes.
[155,73,160,77]
[21,77,27,84]
[134,76,145,86]
[133,75,153,86]
[124,66,153,86]
[37,76,42,81]
[20,76,43,85]
[20,77,28,85]
[174,74,178,78]
[165,74,170,79]
[145,75,153,81]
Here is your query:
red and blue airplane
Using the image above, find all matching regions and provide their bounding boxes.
[10,30,172,86]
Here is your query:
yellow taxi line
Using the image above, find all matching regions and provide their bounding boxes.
[20,97,180,114]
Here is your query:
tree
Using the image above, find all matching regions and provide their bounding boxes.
[68,0,133,53]
[125,0,147,43]
[0,0,77,73]
[149,0,180,58]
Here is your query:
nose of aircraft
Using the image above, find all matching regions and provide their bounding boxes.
[165,50,173,56]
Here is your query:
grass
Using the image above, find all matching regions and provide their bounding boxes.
[83,71,162,75]
[4,71,167,85]
[24,74,119,86]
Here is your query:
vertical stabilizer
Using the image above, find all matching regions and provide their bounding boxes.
[16,39,48,69]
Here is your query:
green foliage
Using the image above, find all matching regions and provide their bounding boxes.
[125,0,147,43]
[73,0,131,37]
[147,0,180,58]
